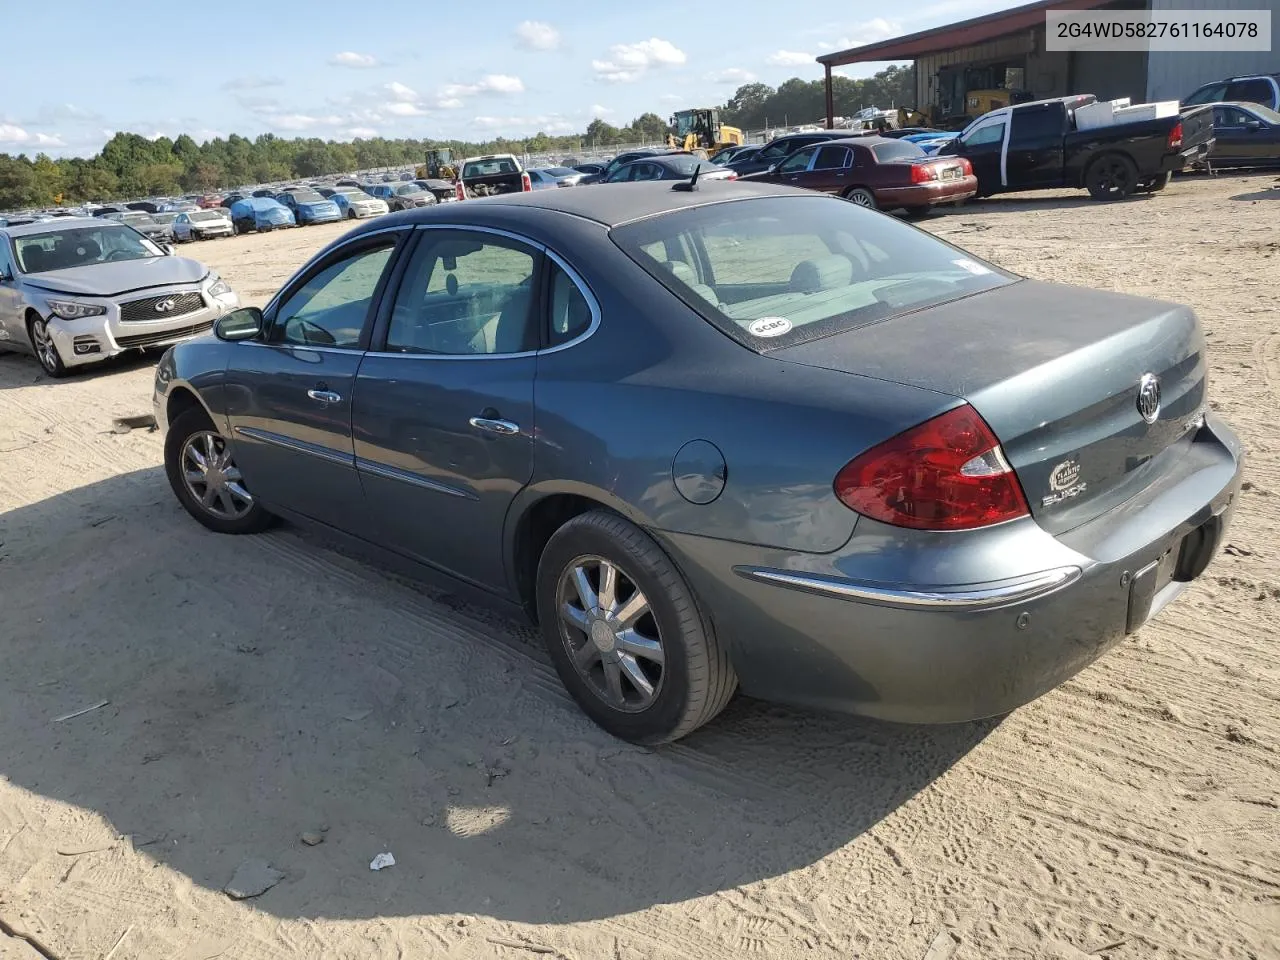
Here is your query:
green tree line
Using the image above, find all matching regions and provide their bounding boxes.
[0,66,912,210]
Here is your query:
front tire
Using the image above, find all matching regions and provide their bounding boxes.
[164,406,274,535]
[536,510,737,744]
[844,187,878,209]
[27,316,68,378]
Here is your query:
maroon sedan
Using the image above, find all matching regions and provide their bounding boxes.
[743,137,976,215]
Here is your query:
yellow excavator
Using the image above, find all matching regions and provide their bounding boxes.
[415,148,457,181]
[666,109,744,152]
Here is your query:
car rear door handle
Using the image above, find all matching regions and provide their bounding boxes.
[469,416,520,436]
[307,389,342,403]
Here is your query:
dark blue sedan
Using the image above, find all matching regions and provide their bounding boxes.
[153,183,1241,743]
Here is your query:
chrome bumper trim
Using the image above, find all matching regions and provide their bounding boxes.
[733,565,1082,610]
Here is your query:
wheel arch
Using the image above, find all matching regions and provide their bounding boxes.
[505,482,656,622]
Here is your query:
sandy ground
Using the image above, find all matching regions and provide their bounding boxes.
[1,176,1278,960]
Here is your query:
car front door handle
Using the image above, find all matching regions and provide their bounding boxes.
[307,388,342,404]
[469,416,520,436]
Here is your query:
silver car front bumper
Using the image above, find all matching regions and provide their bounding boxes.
[47,287,240,367]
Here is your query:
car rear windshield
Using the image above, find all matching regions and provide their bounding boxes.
[463,158,518,177]
[871,141,926,162]
[610,195,1014,350]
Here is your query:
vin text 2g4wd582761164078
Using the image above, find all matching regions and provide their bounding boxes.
[152,182,1242,744]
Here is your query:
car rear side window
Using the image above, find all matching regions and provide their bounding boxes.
[612,196,1013,350]
[547,262,594,347]
[1224,78,1274,104]
[385,231,539,356]
[814,146,851,170]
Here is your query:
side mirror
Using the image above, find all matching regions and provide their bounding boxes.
[1245,119,1264,131]
[214,306,264,342]
[158,243,174,256]
[0,268,12,283]
[766,163,779,174]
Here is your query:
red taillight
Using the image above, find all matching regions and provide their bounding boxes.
[455,180,465,201]
[521,172,532,192]
[960,158,973,176]
[834,405,1029,531]
[910,162,940,184]
[1167,120,1183,150]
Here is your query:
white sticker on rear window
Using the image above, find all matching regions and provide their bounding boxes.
[952,259,992,275]
[748,316,792,338]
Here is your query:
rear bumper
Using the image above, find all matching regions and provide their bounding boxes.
[877,176,978,208]
[1163,139,1214,173]
[658,413,1242,723]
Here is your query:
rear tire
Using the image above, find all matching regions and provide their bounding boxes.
[164,406,274,535]
[1085,153,1139,200]
[843,187,878,209]
[536,510,737,744]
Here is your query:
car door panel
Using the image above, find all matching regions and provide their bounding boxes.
[351,227,540,592]
[222,231,407,532]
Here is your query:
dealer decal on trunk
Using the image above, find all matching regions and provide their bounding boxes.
[1043,457,1087,507]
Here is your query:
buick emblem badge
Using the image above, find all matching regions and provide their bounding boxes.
[154,298,177,313]
[1137,373,1161,424]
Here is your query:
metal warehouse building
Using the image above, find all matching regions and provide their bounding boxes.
[817,0,1278,128]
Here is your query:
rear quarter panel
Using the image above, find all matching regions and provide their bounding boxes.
[492,210,956,555]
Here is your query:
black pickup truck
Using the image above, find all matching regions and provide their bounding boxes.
[455,154,531,199]
[934,94,1214,200]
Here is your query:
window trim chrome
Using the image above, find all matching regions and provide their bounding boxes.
[360,222,602,362]
[733,565,1081,611]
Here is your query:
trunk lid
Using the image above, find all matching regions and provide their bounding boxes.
[1177,104,1215,150]
[775,279,1207,534]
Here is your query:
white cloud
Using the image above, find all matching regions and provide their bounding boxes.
[767,50,815,67]
[592,38,686,83]
[0,123,65,147]
[383,101,428,117]
[814,18,902,51]
[330,51,380,68]
[588,104,613,117]
[436,97,464,110]
[343,126,379,138]
[659,93,683,104]
[514,20,561,51]
[707,68,756,84]
[385,81,419,102]
[437,74,525,101]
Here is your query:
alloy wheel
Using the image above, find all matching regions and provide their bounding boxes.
[180,431,255,520]
[556,555,666,712]
[30,319,61,373]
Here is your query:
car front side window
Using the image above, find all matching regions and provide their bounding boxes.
[385,231,540,356]
[271,242,396,349]
[962,122,1006,148]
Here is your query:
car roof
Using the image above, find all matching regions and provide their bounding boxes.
[1,216,121,238]
[380,180,811,228]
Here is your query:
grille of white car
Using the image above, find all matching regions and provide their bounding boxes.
[119,292,205,323]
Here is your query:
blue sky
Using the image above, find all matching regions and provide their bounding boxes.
[2,0,1022,157]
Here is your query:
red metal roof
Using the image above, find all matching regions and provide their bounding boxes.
[816,0,1122,66]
